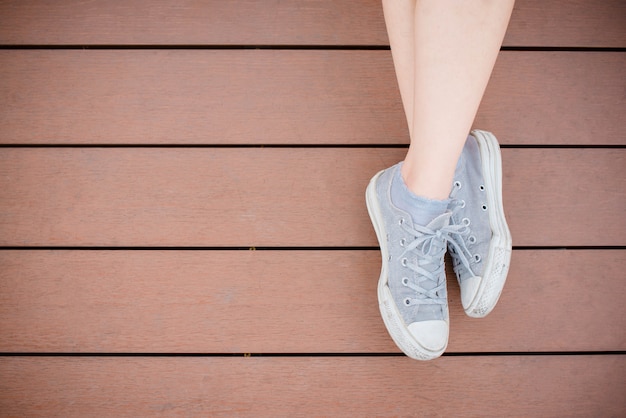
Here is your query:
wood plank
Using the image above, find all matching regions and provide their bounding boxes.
[0,50,624,145]
[0,0,624,47]
[476,51,626,145]
[0,250,623,353]
[505,0,626,48]
[0,148,623,247]
[1,356,624,416]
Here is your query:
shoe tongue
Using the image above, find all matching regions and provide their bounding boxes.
[426,212,452,230]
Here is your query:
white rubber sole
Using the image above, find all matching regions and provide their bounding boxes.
[463,130,513,318]
[366,172,447,360]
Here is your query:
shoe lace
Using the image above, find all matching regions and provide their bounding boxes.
[446,198,477,280]
[399,219,464,307]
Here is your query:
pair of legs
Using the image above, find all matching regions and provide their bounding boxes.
[383,0,514,200]
[366,0,515,360]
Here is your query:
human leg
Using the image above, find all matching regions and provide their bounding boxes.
[367,0,514,360]
[384,0,514,200]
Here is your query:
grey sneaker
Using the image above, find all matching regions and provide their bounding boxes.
[366,163,457,360]
[447,130,512,318]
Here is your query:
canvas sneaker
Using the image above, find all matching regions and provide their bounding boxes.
[447,130,512,318]
[366,163,460,360]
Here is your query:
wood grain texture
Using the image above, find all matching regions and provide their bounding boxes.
[1,2,623,416]
[0,148,624,247]
[0,0,624,47]
[0,250,623,353]
[1,356,624,417]
[1,50,624,145]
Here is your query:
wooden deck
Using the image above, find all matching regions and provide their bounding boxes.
[1,1,625,416]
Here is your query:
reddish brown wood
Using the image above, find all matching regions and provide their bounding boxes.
[476,51,626,145]
[505,0,626,48]
[0,250,623,353]
[0,50,623,145]
[1,356,624,416]
[1,2,622,415]
[0,0,389,46]
[0,0,624,47]
[0,148,623,247]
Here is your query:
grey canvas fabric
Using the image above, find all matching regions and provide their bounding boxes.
[447,130,512,317]
[366,163,464,359]
[449,135,492,279]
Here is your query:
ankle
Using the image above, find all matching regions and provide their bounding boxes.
[391,164,449,226]
[401,161,453,201]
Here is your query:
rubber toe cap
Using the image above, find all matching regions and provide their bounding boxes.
[407,320,449,353]
[460,276,482,311]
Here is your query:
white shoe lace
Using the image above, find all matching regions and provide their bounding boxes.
[397,217,465,308]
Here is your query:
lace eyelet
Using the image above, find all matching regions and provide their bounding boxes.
[399,238,406,247]
[398,218,405,225]
[460,200,466,208]
[401,258,408,267]
[401,277,409,286]
[481,204,488,211]
[462,218,471,226]
[474,254,482,263]
[479,185,485,191]
[454,180,462,189]
[468,236,477,244]
[404,298,411,306]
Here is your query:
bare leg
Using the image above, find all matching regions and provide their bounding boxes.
[383,0,514,200]
[366,1,515,360]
